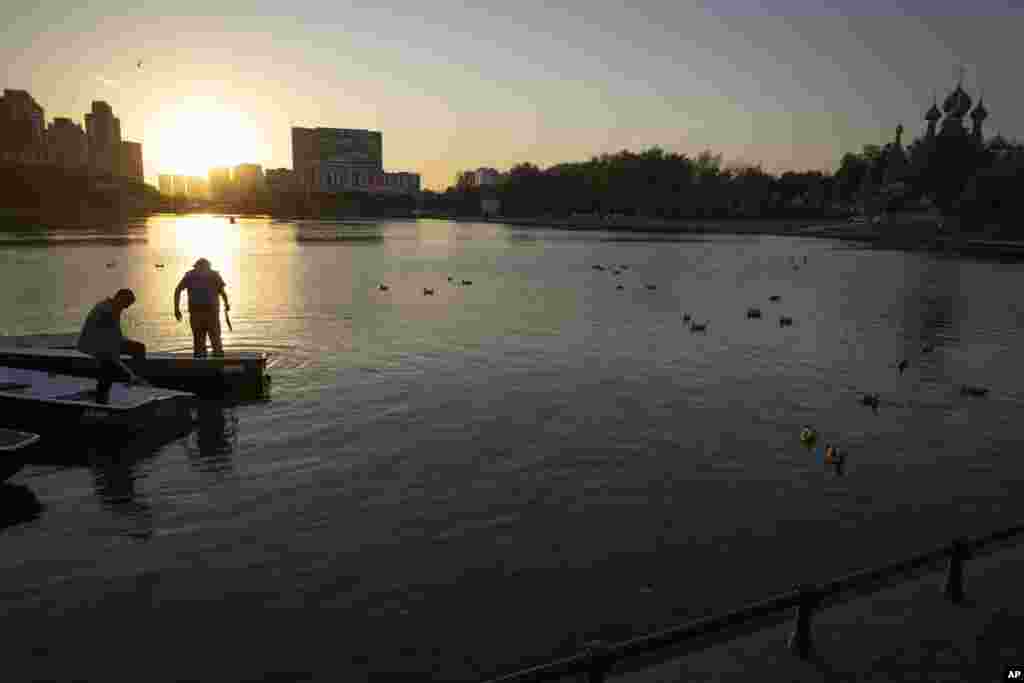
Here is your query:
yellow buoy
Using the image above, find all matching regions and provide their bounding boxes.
[800,427,817,449]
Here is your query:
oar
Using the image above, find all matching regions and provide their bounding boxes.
[224,307,233,332]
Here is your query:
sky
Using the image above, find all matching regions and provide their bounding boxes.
[2,1,1022,190]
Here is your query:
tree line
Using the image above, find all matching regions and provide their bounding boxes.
[424,135,1024,230]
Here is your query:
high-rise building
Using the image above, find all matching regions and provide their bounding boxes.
[158,174,174,195]
[187,176,208,199]
[208,167,233,200]
[119,141,143,181]
[292,127,383,192]
[265,168,296,194]
[291,126,419,195]
[172,174,188,197]
[46,117,88,169]
[0,89,49,164]
[234,163,264,196]
[85,101,121,176]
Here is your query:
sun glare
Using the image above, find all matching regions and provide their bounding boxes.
[145,95,261,177]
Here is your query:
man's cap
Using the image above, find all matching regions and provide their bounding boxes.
[115,288,136,303]
[194,258,211,268]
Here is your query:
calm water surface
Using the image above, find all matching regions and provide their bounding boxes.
[1,215,1023,680]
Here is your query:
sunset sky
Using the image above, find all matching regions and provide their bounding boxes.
[2,1,1021,190]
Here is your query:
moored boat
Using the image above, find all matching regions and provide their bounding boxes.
[0,335,269,399]
[0,366,195,443]
[0,428,40,481]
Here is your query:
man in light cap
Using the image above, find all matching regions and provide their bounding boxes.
[77,288,148,402]
[174,258,230,358]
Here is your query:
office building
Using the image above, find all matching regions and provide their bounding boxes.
[234,163,264,196]
[46,118,88,170]
[85,101,121,176]
[119,141,143,181]
[265,168,296,194]
[291,126,419,195]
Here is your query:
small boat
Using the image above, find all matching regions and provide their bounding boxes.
[0,428,41,481]
[0,366,195,442]
[0,335,269,399]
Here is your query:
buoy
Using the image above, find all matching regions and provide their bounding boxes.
[423,288,435,295]
[747,307,762,319]
[645,284,657,290]
[960,385,989,397]
[682,313,692,322]
[616,284,624,290]
[800,427,817,449]
[690,322,708,333]
[378,283,389,291]
[897,360,908,374]
[824,445,844,465]
[779,316,794,327]
[860,393,881,410]
[769,295,781,302]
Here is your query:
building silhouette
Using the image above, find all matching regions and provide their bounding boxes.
[85,101,121,176]
[233,163,264,197]
[208,167,232,201]
[291,126,420,195]
[47,117,88,170]
[119,141,143,181]
[158,174,173,195]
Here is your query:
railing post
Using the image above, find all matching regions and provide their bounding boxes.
[943,537,969,604]
[582,641,612,683]
[787,584,818,660]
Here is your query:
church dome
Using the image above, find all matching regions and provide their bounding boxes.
[925,102,941,122]
[942,85,972,117]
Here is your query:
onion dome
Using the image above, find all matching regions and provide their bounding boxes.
[970,97,988,121]
[942,85,972,117]
[925,102,941,122]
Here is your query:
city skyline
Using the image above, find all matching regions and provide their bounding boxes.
[3,2,1022,190]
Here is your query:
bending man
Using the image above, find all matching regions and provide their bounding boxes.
[174,258,230,358]
[77,288,148,403]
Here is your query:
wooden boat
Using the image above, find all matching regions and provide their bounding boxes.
[0,366,195,442]
[0,335,269,399]
[0,428,41,481]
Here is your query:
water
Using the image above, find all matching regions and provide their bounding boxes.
[2,215,1023,680]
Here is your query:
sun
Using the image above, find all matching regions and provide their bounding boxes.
[145,95,261,177]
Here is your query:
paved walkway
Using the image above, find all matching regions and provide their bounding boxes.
[617,541,1024,682]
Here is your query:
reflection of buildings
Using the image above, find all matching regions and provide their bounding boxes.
[291,126,420,195]
[90,449,155,541]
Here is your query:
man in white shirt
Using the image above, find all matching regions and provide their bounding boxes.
[77,288,148,402]
[174,258,230,358]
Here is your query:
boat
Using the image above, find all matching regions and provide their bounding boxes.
[0,428,40,481]
[0,366,195,442]
[0,335,269,399]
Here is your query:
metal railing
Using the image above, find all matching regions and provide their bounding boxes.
[482,521,1024,683]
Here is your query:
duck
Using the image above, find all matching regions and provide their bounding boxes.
[447,276,454,282]
[779,316,794,327]
[921,343,936,353]
[960,385,989,397]
[690,321,708,333]
[460,280,473,286]
[619,265,629,270]
[860,393,881,410]
[746,307,762,319]
[682,313,692,323]
[645,284,657,290]
[799,427,817,449]
[769,295,781,302]
[423,288,435,296]
[896,359,908,374]
[824,444,845,466]
[106,262,116,268]
[592,265,606,271]
[155,263,165,269]
[616,284,625,290]
[378,283,389,291]
[803,255,808,264]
